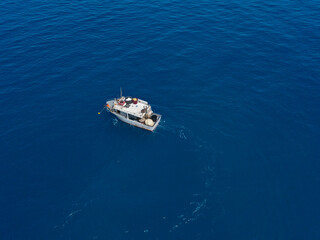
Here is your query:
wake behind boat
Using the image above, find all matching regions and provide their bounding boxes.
[101,91,161,131]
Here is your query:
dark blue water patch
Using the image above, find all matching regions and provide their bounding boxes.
[1,0,320,239]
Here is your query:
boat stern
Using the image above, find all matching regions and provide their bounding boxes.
[150,113,162,132]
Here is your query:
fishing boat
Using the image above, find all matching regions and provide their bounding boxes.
[102,90,161,132]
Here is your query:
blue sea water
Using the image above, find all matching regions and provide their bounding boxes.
[1,0,320,239]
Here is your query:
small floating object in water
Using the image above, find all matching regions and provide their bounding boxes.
[144,229,149,233]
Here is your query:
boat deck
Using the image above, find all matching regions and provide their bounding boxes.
[106,97,161,132]
[113,99,150,118]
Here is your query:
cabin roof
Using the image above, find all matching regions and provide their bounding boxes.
[113,99,150,118]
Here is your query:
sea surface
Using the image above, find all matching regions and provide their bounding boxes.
[1,1,320,239]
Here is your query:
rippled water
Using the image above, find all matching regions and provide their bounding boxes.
[1,1,320,239]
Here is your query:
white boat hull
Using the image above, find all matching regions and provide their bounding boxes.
[106,100,161,132]
[113,112,161,131]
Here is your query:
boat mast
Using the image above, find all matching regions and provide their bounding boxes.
[120,87,122,98]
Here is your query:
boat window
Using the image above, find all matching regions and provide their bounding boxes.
[119,111,127,118]
[128,114,139,121]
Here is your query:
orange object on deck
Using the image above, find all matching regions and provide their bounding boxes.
[133,98,138,104]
